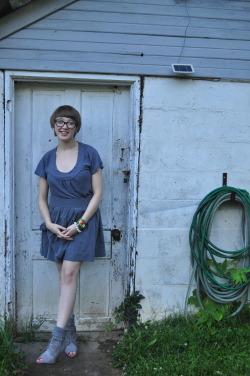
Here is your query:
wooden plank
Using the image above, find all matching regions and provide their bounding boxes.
[0,0,77,40]
[30,18,250,41]
[2,37,250,61]
[0,57,249,80]
[47,9,189,25]
[69,1,187,16]
[29,18,187,35]
[9,28,250,51]
[1,48,250,71]
[68,0,250,20]
[47,9,250,31]
[89,0,250,11]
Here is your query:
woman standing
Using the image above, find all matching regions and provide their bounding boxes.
[34,105,105,364]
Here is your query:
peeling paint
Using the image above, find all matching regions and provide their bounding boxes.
[127,77,143,295]
[138,76,144,134]
[4,219,8,258]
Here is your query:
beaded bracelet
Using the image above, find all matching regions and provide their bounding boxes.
[77,218,87,229]
[74,222,82,233]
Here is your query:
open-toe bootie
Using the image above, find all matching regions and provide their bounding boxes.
[36,326,66,364]
[65,315,77,358]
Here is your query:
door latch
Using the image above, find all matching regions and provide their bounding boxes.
[111,229,121,241]
[122,170,130,183]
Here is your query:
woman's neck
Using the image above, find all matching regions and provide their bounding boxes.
[57,139,78,151]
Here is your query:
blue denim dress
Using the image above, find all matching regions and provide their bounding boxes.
[35,142,105,263]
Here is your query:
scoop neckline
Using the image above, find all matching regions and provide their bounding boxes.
[55,142,80,174]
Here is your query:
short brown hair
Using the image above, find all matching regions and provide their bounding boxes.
[50,105,82,134]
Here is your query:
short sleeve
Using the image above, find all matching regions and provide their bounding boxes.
[34,156,47,179]
[89,148,104,175]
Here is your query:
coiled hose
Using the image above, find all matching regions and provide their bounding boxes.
[185,186,250,317]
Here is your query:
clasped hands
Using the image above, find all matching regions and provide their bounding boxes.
[46,222,78,240]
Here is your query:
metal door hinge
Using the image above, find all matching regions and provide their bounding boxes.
[7,100,12,112]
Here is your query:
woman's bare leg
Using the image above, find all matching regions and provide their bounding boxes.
[56,260,82,328]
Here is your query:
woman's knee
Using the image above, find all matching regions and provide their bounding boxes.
[61,261,81,284]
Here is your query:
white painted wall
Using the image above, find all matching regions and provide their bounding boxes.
[136,77,250,320]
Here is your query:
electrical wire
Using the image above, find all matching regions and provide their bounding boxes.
[185,186,250,317]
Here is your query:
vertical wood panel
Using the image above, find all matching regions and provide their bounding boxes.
[0,71,5,318]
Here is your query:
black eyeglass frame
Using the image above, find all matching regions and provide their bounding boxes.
[54,119,76,129]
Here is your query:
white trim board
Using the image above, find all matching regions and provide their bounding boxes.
[0,0,78,40]
[0,71,5,318]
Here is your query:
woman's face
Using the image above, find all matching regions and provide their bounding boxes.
[54,117,76,141]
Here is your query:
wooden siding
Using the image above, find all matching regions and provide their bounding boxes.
[0,0,250,79]
[0,0,77,40]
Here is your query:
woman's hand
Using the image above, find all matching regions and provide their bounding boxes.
[60,223,78,239]
[46,222,75,240]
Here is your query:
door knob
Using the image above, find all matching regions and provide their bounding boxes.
[111,229,121,241]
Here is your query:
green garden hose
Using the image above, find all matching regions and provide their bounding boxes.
[185,186,250,317]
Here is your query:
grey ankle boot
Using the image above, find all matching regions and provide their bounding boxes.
[65,315,77,357]
[36,326,66,364]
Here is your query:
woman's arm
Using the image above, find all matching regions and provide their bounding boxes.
[38,177,51,226]
[38,177,73,240]
[81,168,103,222]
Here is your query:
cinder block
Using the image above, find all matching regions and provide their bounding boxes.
[138,200,198,228]
[143,78,250,112]
[135,283,189,321]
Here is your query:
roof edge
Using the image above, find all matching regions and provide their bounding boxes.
[0,0,77,41]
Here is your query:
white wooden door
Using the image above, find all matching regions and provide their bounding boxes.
[14,82,131,331]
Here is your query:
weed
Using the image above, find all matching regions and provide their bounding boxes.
[106,290,145,331]
[77,334,88,343]
[112,313,250,376]
[0,319,28,376]
[186,256,250,326]
[14,316,46,343]
[188,289,231,326]
[114,291,145,327]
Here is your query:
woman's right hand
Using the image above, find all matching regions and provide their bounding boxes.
[46,222,73,240]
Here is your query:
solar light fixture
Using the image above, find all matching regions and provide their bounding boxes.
[172,64,195,74]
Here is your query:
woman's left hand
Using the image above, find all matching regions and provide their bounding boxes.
[60,224,78,239]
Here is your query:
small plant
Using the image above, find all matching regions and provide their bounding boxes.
[0,318,28,376]
[188,260,250,326]
[227,267,250,283]
[14,316,46,343]
[188,290,232,326]
[106,290,145,331]
[114,290,145,327]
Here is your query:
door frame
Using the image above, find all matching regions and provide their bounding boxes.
[3,70,141,320]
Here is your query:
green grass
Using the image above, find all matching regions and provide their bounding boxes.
[0,320,28,376]
[112,310,250,376]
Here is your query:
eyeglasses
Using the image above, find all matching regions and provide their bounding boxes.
[55,119,76,129]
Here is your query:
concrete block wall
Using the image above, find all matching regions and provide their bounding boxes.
[135,77,250,320]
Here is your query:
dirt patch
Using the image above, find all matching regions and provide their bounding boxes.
[19,332,123,376]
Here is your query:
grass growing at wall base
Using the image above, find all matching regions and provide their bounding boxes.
[112,310,250,376]
[0,320,28,376]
